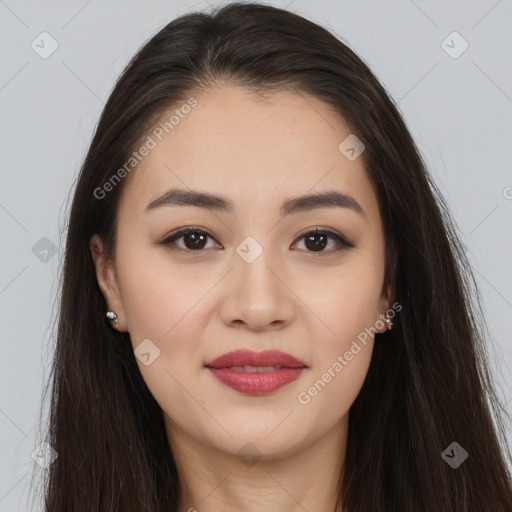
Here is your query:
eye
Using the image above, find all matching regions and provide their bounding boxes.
[158,226,355,255]
[292,227,355,255]
[158,227,220,252]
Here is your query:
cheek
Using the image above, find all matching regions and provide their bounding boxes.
[118,266,204,420]
[297,341,373,427]
[294,258,382,411]
[116,247,202,342]
[296,260,384,345]
[297,271,380,418]
[115,251,207,380]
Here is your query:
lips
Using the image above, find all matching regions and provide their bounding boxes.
[204,349,308,395]
[205,349,307,369]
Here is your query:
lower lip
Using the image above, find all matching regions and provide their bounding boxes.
[207,367,306,395]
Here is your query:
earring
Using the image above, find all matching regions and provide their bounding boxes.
[384,314,393,331]
[105,311,119,326]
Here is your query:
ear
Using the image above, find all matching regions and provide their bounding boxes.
[90,234,128,332]
[376,267,396,334]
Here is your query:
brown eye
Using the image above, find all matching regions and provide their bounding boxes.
[304,231,329,251]
[159,226,354,256]
[180,231,208,250]
[293,228,354,254]
[159,228,219,252]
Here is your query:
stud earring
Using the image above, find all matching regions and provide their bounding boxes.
[105,311,119,326]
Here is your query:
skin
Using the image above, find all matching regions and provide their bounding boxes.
[91,84,392,512]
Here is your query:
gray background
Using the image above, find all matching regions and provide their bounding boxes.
[1,0,511,509]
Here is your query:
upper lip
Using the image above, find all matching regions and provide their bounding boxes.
[205,349,308,369]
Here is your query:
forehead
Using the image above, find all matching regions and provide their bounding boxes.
[118,85,378,222]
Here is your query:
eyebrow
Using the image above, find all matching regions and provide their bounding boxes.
[144,187,367,220]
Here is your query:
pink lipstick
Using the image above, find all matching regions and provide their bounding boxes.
[205,349,307,395]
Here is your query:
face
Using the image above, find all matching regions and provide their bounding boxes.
[91,84,391,462]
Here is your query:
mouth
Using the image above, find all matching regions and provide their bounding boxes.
[205,349,307,369]
[204,349,308,395]
[223,365,293,372]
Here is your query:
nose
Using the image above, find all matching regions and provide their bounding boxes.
[218,247,296,332]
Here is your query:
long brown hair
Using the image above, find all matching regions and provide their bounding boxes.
[30,2,512,510]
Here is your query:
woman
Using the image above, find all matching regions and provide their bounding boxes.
[33,2,512,510]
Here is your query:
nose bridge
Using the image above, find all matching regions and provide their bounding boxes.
[235,237,282,302]
[219,234,294,329]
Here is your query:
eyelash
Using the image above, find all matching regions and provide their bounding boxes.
[158,226,355,256]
